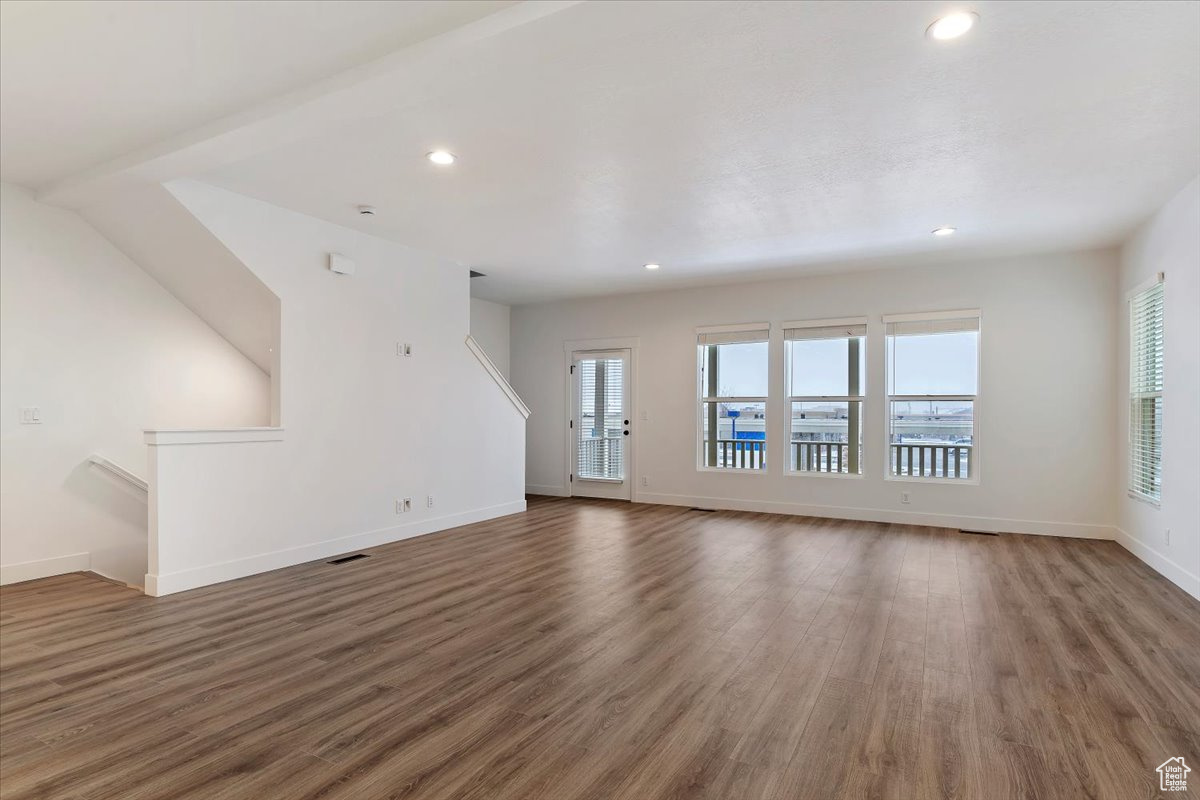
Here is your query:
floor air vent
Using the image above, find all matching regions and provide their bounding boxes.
[689,507,718,513]
[328,553,370,564]
[958,529,999,536]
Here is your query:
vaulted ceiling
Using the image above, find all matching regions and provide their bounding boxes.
[4,1,1198,304]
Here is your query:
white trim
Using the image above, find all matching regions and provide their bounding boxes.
[784,470,864,480]
[1125,271,1166,298]
[561,337,640,498]
[1,552,91,585]
[1115,527,1200,601]
[145,427,285,446]
[695,321,770,335]
[881,308,981,324]
[526,484,569,497]
[563,336,640,352]
[781,316,868,330]
[144,500,526,596]
[636,493,1114,540]
[1127,489,1162,509]
[466,335,531,419]
[694,466,769,476]
[885,473,980,486]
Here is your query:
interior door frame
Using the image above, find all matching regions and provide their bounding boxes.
[563,337,639,501]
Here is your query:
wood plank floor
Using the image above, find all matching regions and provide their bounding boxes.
[2,497,1198,799]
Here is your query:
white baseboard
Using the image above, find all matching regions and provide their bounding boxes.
[144,500,527,597]
[1115,527,1200,601]
[526,484,569,497]
[636,491,1116,540]
[0,552,91,585]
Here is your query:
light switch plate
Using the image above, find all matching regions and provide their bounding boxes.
[20,407,41,424]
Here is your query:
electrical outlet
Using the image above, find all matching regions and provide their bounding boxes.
[641,476,649,487]
[395,499,405,515]
[403,497,413,513]
[900,491,911,504]
[426,495,434,508]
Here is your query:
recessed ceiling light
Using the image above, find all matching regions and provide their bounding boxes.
[926,12,977,41]
[427,150,456,165]
[644,263,661,270]
[932,226,957,237]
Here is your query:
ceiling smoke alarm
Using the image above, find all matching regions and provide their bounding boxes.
[357,205,376,216]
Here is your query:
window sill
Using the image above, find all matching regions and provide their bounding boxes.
[884,474,979,486]
[1127,490,1161,508]
[784,471,864,480]
[695,466,769,476]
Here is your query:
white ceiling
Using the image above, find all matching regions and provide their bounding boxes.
[4,1,1199,305]
[0,0,514,187]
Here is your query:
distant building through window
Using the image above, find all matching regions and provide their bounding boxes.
[784,318,866,475]
[697,324,769,470]
[885,311,980,481]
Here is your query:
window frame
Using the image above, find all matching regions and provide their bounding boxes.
[782,317,867,479]
[1127,274,1164,507]
[695,323,770,474]
[883,309,982,485]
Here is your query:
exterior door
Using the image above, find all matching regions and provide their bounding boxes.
[570,349,631,500]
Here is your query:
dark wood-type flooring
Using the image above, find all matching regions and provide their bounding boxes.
[2,497,1199,799]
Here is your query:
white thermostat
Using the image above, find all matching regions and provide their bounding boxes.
[328,253,355,275]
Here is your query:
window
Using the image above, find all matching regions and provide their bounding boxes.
[1129,275,1164,504]
[885,311,980,480]
[784,318,866,475]
[697,324,769,470]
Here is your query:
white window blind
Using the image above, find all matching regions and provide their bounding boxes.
[783,319,867,341]
[577,357,626,480]
[696,325,769,345]
[1129,277,1164,503]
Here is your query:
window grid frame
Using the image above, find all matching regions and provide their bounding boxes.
[695,326,770,473]
[783,322,867,478]
[883,311,982,485]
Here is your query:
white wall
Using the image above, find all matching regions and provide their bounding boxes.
[0,183,269,587]
[141,180,526,595]
[1116,176,1200,599]
[470,296,511,378]
[512,249,1118,539]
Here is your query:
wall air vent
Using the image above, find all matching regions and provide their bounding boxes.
[328,553,370,564]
